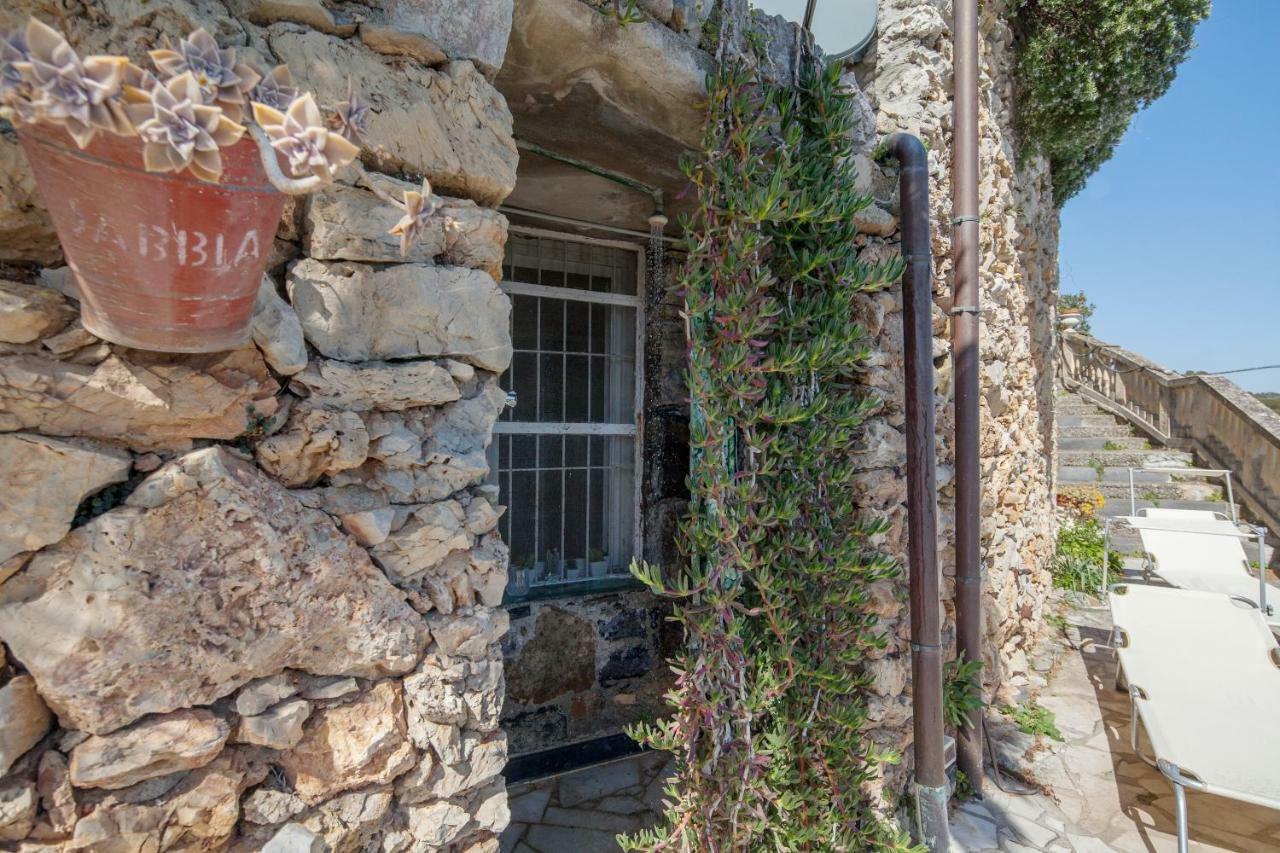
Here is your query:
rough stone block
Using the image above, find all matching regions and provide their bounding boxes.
[0,280,74,344]
[0,676,51,776]
[279,681,415,804]
[290,358,461,412]
[0,433,130,564]
[306,181,508,280]
[0,348,279,451]
[0,448,428,734]
[288,259,512,372]
[368,0,513,76]
[269,30,517,205]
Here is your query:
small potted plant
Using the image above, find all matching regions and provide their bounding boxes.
[1058,292,1092,332]
[589,548,609,578]
[0,17,439,353]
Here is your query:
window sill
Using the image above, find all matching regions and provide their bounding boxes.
[502,575,644,605]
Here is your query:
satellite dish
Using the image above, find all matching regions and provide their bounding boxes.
[750,0,879,63]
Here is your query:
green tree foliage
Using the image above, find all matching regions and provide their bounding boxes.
[1012,0,1211,202]
[622,58,917,851]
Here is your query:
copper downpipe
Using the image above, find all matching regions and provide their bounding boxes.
[885,131,950,851]
[952,0,985,796]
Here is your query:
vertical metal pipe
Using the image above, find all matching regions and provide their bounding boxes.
[886,131,949,852]
[952,0,985,796]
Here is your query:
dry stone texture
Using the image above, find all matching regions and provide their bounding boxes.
[68,709,230,789]
[0,134,60,265]
[0,280,75,343]
[288,259,512,372]
[255,405,370,487]
[0,433,130,563]
[0,676,51,776]
[252,275,310,376]
[278,681,416,804]
[290,358,462,412]
[235,698,312,750]
[306,181,508,280]
[0,0,516,848]
[369,0,513,76]
[0,448,428,734]
[269,30,518,205]
[852,0,1059,799]
[0,348,279,450]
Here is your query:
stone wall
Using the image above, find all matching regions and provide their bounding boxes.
[0,0,521,849]
[850,0,1060,799]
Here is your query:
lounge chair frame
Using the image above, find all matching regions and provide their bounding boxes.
[1110,584,1280,853]
[1101,514,1269,612]
[1126,466,1237,521]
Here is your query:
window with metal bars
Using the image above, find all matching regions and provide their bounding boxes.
[490,230,643,600]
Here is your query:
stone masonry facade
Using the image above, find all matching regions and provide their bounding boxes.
[0,0,521,849]
[0,0,1062,847]
[850,0,1060,799]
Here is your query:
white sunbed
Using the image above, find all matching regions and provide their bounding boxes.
[1104,513,1277,624]
[1110,583,1280,853]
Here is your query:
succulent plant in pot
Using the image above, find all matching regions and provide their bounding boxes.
[0,17,440,353]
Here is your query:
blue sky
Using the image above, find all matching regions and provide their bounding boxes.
[1058,2,1280,393]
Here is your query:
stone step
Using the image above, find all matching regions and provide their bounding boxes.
[1058,423,1139,439]
[1056,404,1108,417]
[1056,413,1123,429]
[1094,480,1221,501]
[1058,466,1181,485]
[1058,449,1193,468]
[1059,435,1151,452]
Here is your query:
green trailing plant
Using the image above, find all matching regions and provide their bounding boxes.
[943,655,984,731]
[1044,612,1069,632]
[1051,517,1121,592]
[1101,440,1123,452]
[1002,701,1064,742]
[1011,0,1210,202]
[1086,457,1105,482]
[624,58,916,851]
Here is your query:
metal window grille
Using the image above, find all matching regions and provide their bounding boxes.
[491,229,644,598]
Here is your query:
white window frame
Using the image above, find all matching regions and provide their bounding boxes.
[495,225,646,581]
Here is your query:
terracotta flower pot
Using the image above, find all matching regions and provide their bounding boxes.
[19,124,287,353]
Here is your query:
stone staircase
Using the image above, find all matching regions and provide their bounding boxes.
[1056,391,1239,550]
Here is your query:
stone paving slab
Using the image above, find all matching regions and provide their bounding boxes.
[501,751,672,853]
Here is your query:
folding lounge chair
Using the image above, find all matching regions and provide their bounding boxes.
[1103,513,1277,625]
[1110,583,1280,853]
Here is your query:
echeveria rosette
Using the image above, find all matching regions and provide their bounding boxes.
[10,18,132,147]
[149,27,259,123]
[249,64,297,111]
[123,71,244,182]
[388,178,438,256]
[329,77,369,144]
[0,27,33,120]
[252,93,359,182]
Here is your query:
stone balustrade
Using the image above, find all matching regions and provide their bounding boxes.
[1060,330,1280,535]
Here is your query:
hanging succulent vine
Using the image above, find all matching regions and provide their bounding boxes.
[624,56,917,851]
